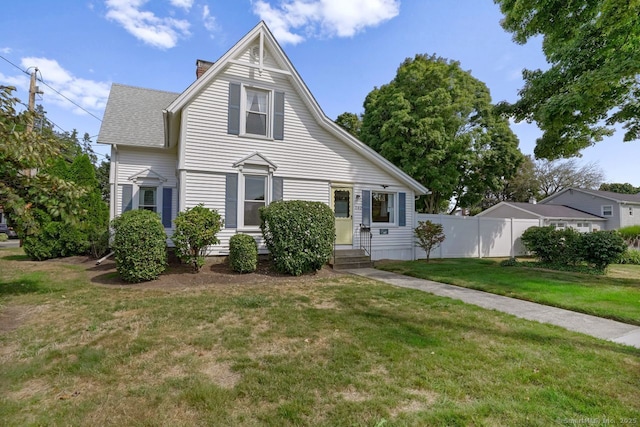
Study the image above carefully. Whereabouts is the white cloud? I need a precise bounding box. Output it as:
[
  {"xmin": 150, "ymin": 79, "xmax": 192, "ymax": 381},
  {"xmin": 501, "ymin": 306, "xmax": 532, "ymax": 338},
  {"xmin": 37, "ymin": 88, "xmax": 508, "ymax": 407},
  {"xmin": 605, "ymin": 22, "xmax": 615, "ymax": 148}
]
[
  {"xmin": 17, "ymin": 57, "xmax": 111, "ymax": 115},
  {"xmin": 202, "ymin": 5, "xmax": 217, "ymax": 33},
  {"xmin": 105, "ymin": 0, "xmax": 191, "ymax": 49},
  {"xmin": 170, "ymin": 0, "xmax": 194, "ymax": 10},
  {"xmin": 252, "ymin": 0, "xmax": 400, "ymax": 45},
  {"xmin": 1, "ymin": 47, "xmax": 12, "ymax": 54}
]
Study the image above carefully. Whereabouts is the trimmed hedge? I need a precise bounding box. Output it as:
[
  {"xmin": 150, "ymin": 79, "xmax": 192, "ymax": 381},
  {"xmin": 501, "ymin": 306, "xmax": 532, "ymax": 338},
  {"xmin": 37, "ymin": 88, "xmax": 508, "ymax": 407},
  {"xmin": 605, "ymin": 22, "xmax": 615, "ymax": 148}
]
[
  {"xmin": 0, "ymin": 233, "xmax": 7, "ymax": 242},
  {"xmin": 111, "ymin": 209, "xmax": 167, "ymax": 283},
  {"xmin": 260, "ymin": 200, "xmax": 334, "ymax": 276},
  {"xmin": 229, "ymin": 233, "xmax": 258, "ymax": 273}
]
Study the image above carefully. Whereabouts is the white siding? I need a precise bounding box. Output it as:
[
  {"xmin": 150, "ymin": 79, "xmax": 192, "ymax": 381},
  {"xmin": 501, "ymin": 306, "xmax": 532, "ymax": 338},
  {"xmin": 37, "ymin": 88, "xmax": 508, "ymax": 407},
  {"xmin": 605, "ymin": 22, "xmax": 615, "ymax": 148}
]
[
  {"xmin": 176, "ymin": 55, "xmax": 417, "ymax": 260},
  {"xmin": 112, "ymin": 146, "xmax": 178, "ymax": 234},
  {"xmin": 181, "ymin": 72, "xmax": 404, "ymax": 187}
]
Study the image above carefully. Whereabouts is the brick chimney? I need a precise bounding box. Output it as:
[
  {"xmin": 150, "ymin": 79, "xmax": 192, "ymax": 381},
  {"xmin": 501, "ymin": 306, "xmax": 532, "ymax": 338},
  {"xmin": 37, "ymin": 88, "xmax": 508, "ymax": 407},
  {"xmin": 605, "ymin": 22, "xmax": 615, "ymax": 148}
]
[{"xmin": 196, "ymin": 59, "xmax": 214, "ymax": 79}]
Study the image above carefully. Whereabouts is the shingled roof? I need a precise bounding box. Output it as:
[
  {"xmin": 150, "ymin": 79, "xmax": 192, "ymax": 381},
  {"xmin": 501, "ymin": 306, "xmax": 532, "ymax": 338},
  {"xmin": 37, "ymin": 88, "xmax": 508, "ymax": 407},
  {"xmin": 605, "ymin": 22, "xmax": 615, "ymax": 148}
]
[
  {"xmin": 97, "ymin": 83, "xmax": 179, "ymax": 148},
  {"xmin": 505, "ymin": 202, "xmax": 604, "ymax": 219}
]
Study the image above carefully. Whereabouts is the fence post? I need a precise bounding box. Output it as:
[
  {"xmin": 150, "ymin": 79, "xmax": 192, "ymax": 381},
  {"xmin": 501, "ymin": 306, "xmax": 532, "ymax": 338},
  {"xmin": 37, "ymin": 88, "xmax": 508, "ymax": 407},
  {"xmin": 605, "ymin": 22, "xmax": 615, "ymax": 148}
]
[{"xmin": 477, "ymin": 216, "xmax": 481, "ymax": 258}]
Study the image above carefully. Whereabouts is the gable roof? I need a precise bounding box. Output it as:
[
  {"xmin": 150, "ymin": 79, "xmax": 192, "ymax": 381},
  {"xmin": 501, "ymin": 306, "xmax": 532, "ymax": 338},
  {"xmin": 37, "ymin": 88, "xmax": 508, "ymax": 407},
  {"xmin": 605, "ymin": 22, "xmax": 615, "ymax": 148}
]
[
  {"xmin": 98, "ymin": 83, "xmax": 179, "ymax": 148},
  {"xmin": 163, "ymin": 21, "xmax": 428, "ymax": 195},
  {"xmin": 479, "ymin": 201, "xmax": 605, "ymax": 220},
  {"xmin": 541, "ymin": 188, "xmax": 640, "ymax": 205}
]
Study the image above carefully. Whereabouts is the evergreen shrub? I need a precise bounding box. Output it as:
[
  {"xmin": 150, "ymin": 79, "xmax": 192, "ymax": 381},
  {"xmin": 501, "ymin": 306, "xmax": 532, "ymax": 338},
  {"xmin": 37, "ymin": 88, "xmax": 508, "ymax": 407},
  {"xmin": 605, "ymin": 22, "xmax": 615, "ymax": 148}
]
[
  {"xmin": 111, "ymin": 209, "xmax": 167, "ymax": 283},
  {"xmin": 229, "ymin": 233, "xmax": 258, "ymax": 273},
  {"xmin": 260, "ymin": 200, "xmax": 334, "ymax": 276}
]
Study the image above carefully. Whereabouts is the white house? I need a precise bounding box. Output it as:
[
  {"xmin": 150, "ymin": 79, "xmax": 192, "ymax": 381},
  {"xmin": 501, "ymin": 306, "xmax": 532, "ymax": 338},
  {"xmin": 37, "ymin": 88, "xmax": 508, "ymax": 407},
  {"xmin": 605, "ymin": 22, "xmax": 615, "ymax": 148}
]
[{"xmin": 98, "ymin": 22, "xmax": 428, "ymax": 261}]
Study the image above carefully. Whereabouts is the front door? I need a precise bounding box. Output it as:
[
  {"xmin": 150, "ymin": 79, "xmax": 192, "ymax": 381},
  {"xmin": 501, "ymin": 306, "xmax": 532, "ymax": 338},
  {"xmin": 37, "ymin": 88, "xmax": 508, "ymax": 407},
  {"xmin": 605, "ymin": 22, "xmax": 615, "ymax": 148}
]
[{"xmin": 332, "ymin": 187, "xmax": 353, "ymax": 245}]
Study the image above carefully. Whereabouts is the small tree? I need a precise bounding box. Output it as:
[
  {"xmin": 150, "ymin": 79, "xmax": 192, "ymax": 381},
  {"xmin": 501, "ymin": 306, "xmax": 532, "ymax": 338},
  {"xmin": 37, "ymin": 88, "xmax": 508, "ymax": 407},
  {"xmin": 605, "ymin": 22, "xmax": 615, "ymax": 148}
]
[
  {"xmin": 579, "ymin": 231, "xmax": 627, "ymax": 271},
  {"xmin": 414, "ymin": 220, "xmax": 446, "ymax": 262},
  {"xmin": 172, "ymin": 204, "xmax": 223, "ymax": 272}
]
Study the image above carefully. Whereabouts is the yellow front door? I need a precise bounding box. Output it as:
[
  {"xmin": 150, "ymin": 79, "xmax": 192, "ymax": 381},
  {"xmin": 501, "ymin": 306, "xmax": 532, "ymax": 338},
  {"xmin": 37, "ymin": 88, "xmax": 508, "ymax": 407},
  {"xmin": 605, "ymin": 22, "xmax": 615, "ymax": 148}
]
[{"xmin": 332, "ymin": 187, "xmax": 353, "ymax": 245}]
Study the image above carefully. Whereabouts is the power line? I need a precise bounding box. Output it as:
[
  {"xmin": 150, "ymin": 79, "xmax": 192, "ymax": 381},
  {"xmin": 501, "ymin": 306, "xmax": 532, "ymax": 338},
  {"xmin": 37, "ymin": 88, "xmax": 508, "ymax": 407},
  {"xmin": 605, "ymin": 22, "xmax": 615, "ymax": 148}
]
[{"xmin": 0, "ymin": 54, "xmax": 103, "ymax": 122}]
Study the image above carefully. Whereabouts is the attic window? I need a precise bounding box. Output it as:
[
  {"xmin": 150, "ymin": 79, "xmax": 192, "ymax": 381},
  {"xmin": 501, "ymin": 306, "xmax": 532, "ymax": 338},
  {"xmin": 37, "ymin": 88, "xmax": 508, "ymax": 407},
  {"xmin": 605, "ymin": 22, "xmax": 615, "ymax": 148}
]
[{"xmin": 245, "ymin": 88, "xmax": 269, "ymax": 136}]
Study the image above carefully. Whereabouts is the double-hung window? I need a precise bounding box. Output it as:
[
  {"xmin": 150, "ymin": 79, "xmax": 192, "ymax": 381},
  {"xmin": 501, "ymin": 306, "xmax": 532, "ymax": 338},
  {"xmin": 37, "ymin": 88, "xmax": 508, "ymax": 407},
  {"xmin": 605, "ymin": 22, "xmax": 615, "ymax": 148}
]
[
  {"xmin": 227, "ymin": 83, "xmax": 285, "ymax": 140},
  {"xmin": 243, "ymin": 175, "xmax": 267, "ymax": 226},
  {"xmin": 602, "ymin": 205, "xmax": 613, "ymax": 216},
  {"xmin": 138, "ymin": 187, "xmax": 157, "ymax": 212},
  {"xmin": 372, "ymin": 192, "xmax": 395, "ymax": 224},
  {"xmin": 245, "ymin": 88, "xmax": 269, "ymax": 137}
]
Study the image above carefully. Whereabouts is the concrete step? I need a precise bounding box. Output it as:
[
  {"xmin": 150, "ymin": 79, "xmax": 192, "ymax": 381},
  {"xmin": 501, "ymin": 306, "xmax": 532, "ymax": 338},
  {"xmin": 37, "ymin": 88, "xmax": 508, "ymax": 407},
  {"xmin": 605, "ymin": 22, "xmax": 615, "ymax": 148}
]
[{"xmin": 331, "ymin": 249, "xmax": 372, "ymax": 269}]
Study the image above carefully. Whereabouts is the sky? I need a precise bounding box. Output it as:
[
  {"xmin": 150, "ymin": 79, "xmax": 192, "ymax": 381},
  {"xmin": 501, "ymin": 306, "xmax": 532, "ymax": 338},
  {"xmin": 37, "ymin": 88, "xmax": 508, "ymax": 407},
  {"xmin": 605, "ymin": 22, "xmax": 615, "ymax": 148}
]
[{"xmin": 1, "ymin": 0, "xmax": 639, "ymax": 186}]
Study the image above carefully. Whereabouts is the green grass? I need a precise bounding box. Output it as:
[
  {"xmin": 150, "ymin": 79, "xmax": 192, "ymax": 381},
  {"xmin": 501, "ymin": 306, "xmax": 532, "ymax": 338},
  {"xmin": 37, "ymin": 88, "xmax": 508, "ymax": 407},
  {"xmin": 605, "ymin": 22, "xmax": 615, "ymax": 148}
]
[
  {"xmin": 377, "ymin": 258, "xmax": 640, "ymax": 326},
  {"xmin": 1, "ymin": 249, "xmax": 639, "ymax": 426}
]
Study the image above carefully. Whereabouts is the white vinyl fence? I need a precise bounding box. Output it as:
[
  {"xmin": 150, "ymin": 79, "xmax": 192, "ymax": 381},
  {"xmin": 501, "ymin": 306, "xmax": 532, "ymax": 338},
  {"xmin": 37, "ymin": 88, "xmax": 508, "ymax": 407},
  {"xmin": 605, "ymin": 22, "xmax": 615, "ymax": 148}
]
[{"xmin": 414, "ymin": 214, "xmax": 543, "ymax": 259}]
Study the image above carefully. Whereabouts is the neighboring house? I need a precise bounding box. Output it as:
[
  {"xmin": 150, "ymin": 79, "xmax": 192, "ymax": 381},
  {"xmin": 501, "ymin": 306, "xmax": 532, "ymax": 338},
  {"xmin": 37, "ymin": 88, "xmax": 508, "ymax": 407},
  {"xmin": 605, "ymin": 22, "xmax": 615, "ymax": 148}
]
[
  {"xmin": 98, "ymin": 22, "xmax": 428, "ymax": 261},
  {"xmin": 539, "ymin": 188, "xmax": 640, "ymax": 230},
  {"xmin": 477, "ymin": 201, "xmax": 606, "ymax": 232}
]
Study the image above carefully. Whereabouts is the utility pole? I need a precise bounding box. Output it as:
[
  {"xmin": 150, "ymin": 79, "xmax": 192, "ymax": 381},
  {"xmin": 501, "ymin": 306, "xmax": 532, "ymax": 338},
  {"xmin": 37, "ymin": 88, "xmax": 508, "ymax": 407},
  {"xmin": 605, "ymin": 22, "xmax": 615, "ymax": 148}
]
[{"xmin": 26, "ymin": 67, "xmax": 43, "ymax": 133}]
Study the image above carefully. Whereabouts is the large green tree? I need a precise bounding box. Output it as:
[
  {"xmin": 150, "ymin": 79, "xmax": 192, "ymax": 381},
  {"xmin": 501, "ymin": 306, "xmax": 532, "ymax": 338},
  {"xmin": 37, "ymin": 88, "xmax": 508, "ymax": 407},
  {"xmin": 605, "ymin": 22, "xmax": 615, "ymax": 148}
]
[
  {"xmin": 495, "ymin": 0, "xmax": 640, "ymax": 159},
  {"xmin": 0, "ymin": 86, "xmax": 85, "ymax": 236},
  {"xmin": 599, "ymin": 182, "xmax": 640, "ymax": 194},
  {"xmin": 360, "ymin": 54, "xmax": 523, "ymax": 213}
]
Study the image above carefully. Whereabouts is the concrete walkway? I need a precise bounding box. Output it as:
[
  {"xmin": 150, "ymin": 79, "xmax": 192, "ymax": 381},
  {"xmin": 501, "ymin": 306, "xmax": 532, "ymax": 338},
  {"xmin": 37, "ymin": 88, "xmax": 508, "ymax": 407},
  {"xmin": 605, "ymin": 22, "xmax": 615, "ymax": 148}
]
[{"xmin": 346, "ymin": 268, "xmax": 640, "ymax": 349}]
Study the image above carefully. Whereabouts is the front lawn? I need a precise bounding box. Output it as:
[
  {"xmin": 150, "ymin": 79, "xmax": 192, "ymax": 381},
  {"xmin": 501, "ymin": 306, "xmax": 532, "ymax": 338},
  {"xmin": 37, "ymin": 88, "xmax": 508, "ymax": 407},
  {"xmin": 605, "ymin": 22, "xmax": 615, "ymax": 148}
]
[
  {"xmin": 377, "ymin": 258, "xmax": 640, "ymax": 326},
  {"xmin": 1, "ymin": 248, "xmax": 638, "ymax": 426}
]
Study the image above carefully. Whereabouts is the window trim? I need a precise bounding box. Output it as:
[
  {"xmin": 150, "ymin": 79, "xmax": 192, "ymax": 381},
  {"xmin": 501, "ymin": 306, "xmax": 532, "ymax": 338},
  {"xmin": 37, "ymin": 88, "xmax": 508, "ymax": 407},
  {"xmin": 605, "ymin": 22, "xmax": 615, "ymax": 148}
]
[
  {"xmin": 237, "ymin": 170, "xmax": 272, "ymax": 230},
  {"xmin": 602, "ymin": 205, "xmax": 613, "ymax": 217}
]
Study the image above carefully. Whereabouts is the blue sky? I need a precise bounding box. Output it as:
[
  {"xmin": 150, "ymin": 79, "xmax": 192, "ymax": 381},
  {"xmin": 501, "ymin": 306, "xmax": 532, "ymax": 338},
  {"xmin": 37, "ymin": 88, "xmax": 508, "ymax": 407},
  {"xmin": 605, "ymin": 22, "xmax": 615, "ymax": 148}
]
[{"xmin": 2, "ymin": 0, "xmax": 638, "ymax": 186}]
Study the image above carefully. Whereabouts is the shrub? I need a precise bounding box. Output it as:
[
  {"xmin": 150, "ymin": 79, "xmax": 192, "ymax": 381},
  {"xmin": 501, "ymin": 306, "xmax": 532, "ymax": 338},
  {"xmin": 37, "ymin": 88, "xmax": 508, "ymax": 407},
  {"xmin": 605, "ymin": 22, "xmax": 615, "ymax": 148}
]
[
  {"xmin": 618, "ymin": 225, "xmax": 640, "ymax": 248},
  {"xmin": 111, "ymin": 209, "xmax": 167, "ymax": 283},
  {"xmin": 172, "ymin": 204, "xmax": 223, "ymax": 272},
  {"xmin": 0, "ymin": 233, "xmax": 7, "ymax": 242},
  {"xmin": 260, "ymin": 200, "xmax": 334, "ymax": 276},
  {"xmin": 617, "ymin": 249, "xmax": 640, "ymax": 265},
  {"xmin": 500, "ymin": 257, "xmax": 519, "ymax": 267},
  {"xmin": 579, "ymin": 230, "xmax": 627, "ymax": 270},
  {"xmin": 414, "ymin": 220, "xmax": 445, "ymax": 262},
  {"xmin": 521, "ymin": 226, "xmax": 581, "ymax": 265},
  {"xmin": 23, "ymin": 218, "xmax": 88, "ymax": 261},
  {"xmin": 229, "ymin": 233, "xmax": 258, "ymax": 273}
]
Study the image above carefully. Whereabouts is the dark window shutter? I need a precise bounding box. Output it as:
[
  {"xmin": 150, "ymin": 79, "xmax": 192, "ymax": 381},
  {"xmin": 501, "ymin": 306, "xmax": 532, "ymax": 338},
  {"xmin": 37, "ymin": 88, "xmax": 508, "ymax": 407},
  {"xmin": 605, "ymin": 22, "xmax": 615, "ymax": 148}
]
[
  {"xmin": 362, "ymin": 190, "xmax": 370, "ymax": 227},
  {"xmin": 225, "ymin": 173, "xmax": 238, "ymax": 228},
  {"xmin": 162, "ymin": 188, "xmax": 173, "ymax": 228},
  {"xmin": 122, "ymin": 184, "xmax": 133, "ymax": 212},
  {"xmin": 398, "ymin": 192, "xmax": 406, "ymax": 226},
  {"xmin": 272, "ymin": 177, "xmax": 283, "ymax": 201},
  {"xmin": 228, "ymin": 83, "xmax": 241, "ymax": 135},
  {"xmin": 273, "ymin": 91, "xmax": 285, "ymax": 140}
]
